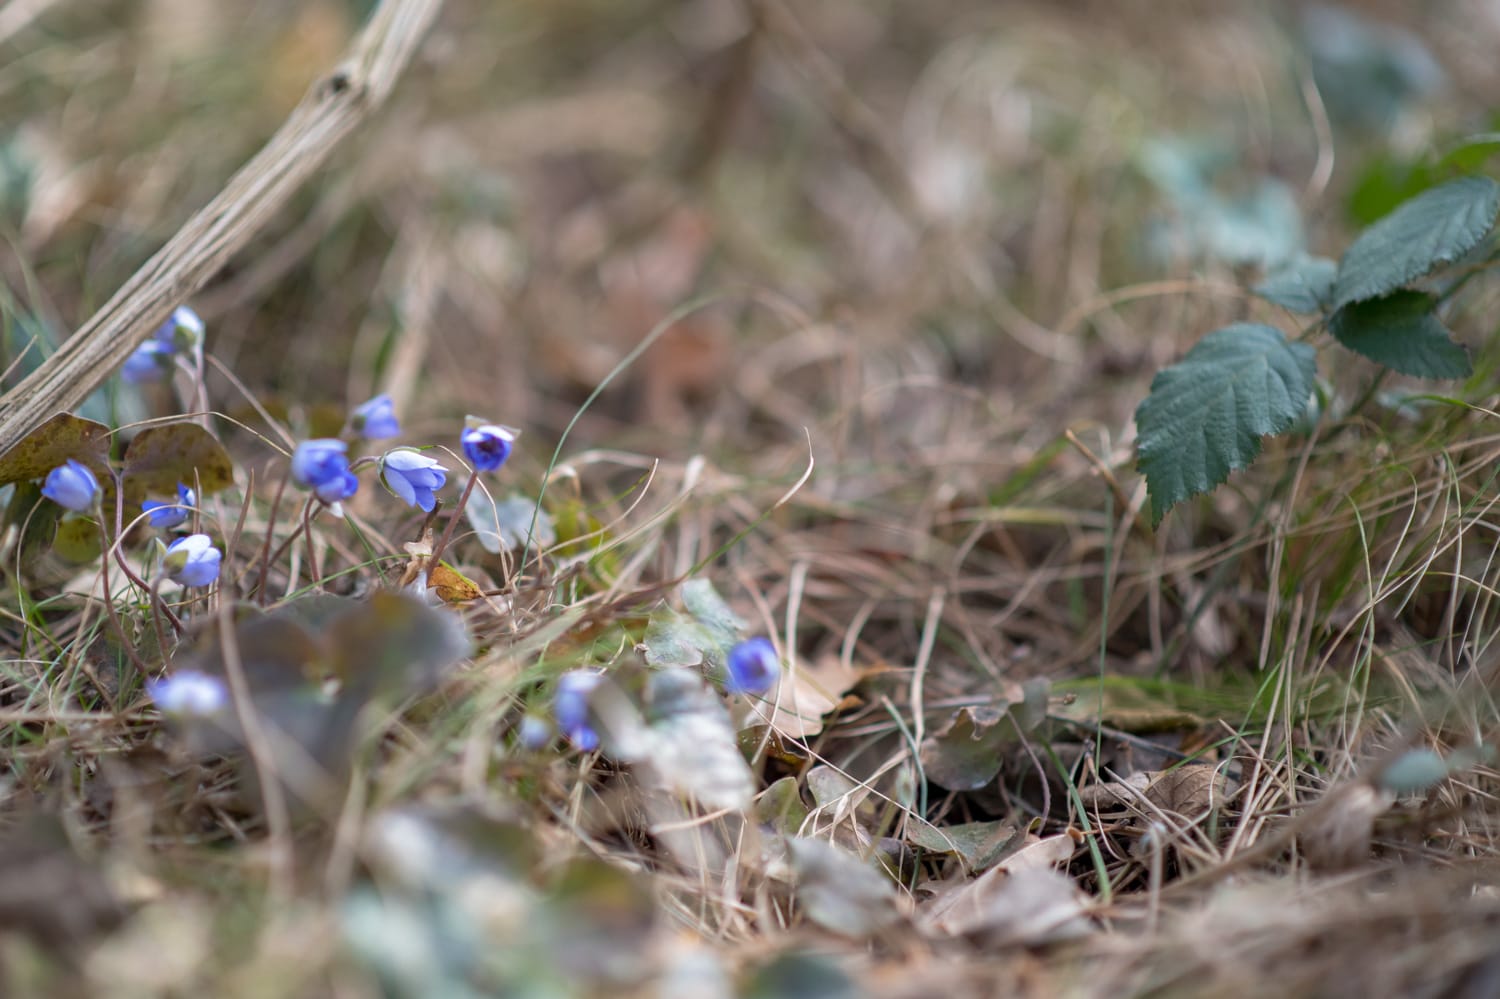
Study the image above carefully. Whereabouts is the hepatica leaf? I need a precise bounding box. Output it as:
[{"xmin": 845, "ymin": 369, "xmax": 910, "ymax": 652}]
[
  {"xmin": 1328, "ymin": 291, "xmax": 1472, "ymax": 379},
  {"xmin": 1135, "ymin": 324, "xmax": 1316, "ymax": 525},
  {"xmin": 0, "ymin": 412, "xmax": 111, "ymax": 488},
  {"xmin": 464, "ymin": 490, "xmax": 556, "ymax": 554},
  {"xmin": 121, "ymin": 423, "xmax": 234, "ymax": 506},
  {"xmin": 640, "ymin": 580, "xmax": 746, "ymax": 679},
  {"xmin": 1332, "ymin": 175, "xmax": 1500, "ymax": 309}
]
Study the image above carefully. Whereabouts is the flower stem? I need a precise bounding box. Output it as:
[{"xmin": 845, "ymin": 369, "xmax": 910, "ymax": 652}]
[{"xmin": 429, "ymin": 468, "xmax": 479, "ymax": 568}]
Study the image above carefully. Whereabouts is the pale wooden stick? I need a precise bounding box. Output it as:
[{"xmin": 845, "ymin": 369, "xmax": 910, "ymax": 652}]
[{"xmin": 0, "ymin": 0, "xmax": 446, "ymax": 457}]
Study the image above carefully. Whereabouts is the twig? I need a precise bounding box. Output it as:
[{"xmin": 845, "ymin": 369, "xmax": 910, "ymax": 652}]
[{"xmin": 0, "ymin": 0, "xmax": 447, "ymax": 457}]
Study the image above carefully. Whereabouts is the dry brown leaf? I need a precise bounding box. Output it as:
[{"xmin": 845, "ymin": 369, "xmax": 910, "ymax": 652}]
[
  {"xmin": 919, "ymin": 831, "xmax": 1078, "ymax": 936},
  {"xmin": 1079, "ymin": 764, "xmax": 1230, "ymax": 816},
  {"xmin": 751, "ymin": 654, "xmax": 863, "ymax": 742},
  {"xmin": 429, "ymin": 562, "xmax": 482, "ymax": 604},
  {"xmin": 1301, "ymin": 784, "xmax": 1394, "ymax": 872}
]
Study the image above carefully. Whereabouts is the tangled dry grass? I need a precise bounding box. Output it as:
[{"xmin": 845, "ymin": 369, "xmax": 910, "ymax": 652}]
[{"xmin": 3, "ymin": 0, "xmax": 1500, "ymax": 995}]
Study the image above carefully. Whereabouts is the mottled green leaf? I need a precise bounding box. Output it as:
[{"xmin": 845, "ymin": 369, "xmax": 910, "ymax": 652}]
[
  {"xmin": 0, "ymin": 412, "xmax": 110, "ymax": 488},
  {"xmin": 120, "ymin": 423, "xmax": 234, "ymax": 505}
]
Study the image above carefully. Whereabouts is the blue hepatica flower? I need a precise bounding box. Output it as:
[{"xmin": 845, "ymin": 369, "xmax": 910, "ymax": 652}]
[
  {"xmin": 460, "ymin": 420, "xmax": 517, "ymax": 472},
  {"xmin": 41, "ymin": 459, "xmax": 100, "ymax": 512},
  {"xmin": 121, "ymin": 339, "xmax": 175, "ymax": 383},
  {"xmin": 726, "ymin": 637, "xmax": 782, "ymax": 695},
  {"xmin": 162, "ymin": 533, "xmax": 222, "ymax": 587},
  {"xmin": 147, "ymin": 669, "xmax": 227, "ymax": 717},
  {"xmin": 350, "ymin": 394, "xmax": 400, "ymax": 440},
  {"xmin": 291, "ymin": 439, "xmax": 351, "ymax": 489},
  {"xmin": 314, "ymin": 467, "xmax": 359, "ymax": 505},
  {"xmin": 517, "ymin": 715, "xmax": 553, "ymax": 751},
  {"xmin": 554, "ymin": 670, "xmax": 602, "ymax": 751},
  {"xmin": 142, "ymin": 483, "xmax": 195, "ymax": 530},
  {"xmin": 157, "ymin": 305, "xmax": 205, "ymax": 353},
  {"xmin": 381, "ymin": 448, "xmax": 447, "ymax": 512}
]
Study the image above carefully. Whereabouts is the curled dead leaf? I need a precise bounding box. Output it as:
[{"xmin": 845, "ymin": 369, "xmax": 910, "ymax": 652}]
[
  {"xmin": 748, "ymin": 654, "xmax": 863, "ymax": 743},
  {"xmin": 1079, "ymin": 763, "xmax": 1231, "ymax": 816}
]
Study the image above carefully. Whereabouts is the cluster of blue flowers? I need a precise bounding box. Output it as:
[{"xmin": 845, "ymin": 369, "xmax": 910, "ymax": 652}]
[{"xmin": 288, "ymin": 411, "xmax": 517, "ymax": 514}]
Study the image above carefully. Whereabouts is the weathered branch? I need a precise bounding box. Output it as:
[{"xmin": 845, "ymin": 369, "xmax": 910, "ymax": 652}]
[{"xmin": 0, "ymin": 0, "xmax": 445, "ymax": 457}]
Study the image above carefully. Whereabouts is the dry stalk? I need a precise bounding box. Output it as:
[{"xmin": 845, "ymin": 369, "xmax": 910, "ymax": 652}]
[{"xmin": 0, "ymin": 0, "xmax": 446, "ymax": 456}]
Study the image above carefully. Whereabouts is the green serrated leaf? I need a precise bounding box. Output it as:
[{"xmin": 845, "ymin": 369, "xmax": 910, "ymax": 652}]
[
  {"xmin": 1135, "ymin": 324, "xmax": 1317, "ymax": 525},
  {"xmin": 1253, "ymin": 254, "xmax": 1337, "ymax": 313},
  {"xmin": 1328, "ymin": 291, "xmax": 1472, "ymax": 379},
  {"xmin": 1333, "ymin": 176, "xmax": 1500, "ymax": 309}
]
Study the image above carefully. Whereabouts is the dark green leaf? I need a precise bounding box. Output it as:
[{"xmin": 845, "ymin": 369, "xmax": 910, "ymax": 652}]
[
  {"xmin": 742, "ymin": 953, "xmax": 858, "ymax": 999},
  {"xmin": 1135, "ymin": 324, "xmax": 1316, "ymax": 524},
  {"xmin": 1333, "ymin": 176, "xmax": 1500, "ymax": 309},
  {"xmin": 1328, "ymin": 291, "xmax": 1472, "ymax": 378},
  {"xmin": 1253, "ymin": 255, "xmax": 1337, "ymax": 313},
  {"xmin": 755, "ymin": 776, "xmax": 810, "ymax": 835},
  {"xmin": 918, "ymin": 704, "xmax": 1022, "ymax": 791},
  {"xmin": 907, "ymin": 820, "xmax": 1023, "ymax": 871}
]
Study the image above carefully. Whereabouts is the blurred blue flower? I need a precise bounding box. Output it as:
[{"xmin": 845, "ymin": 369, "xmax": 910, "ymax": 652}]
[
  {"xmin": 147, "ymin": 669, "xmax": 227, "ymax": 716},
  {"xmin": 555, "ymin": 671, "xmax": 602, "ymax": 751},
  {"xmin": 156, "ymin": 305, "xmax": 205, "ymax": 353},
  {"xmin": 291, "ymin": 439, "xmax": 351, "ymax": 491},
  {"xmin": 314, "ymin": 467, "xmax": 359, "ymax": 505},
  {"xmin": 121, "ymin": 340, "xmax": 174, "ymax": 383},
  {"xmin": 350, "ymin": 394, "xmax": 400, "ymax": 439},
  {"xmin": 41, "ymin": 459, "xmax": 100, "ymax": 512},
  {"xmin": 518, "ymin": 715, "xmax": 553, "ymax": 750},
  {"xmin": 460, "ymin": 421, "xmax": 516, "ymax": 472},
  {"xmin": 163, "ymin": 533, "xmax": 221, "ymax": 587},
  {"xmin": 142, "ymin": 483, "xmax": 195, "ymax": 529},
  {"xmin": 726, "ymin": 637, "xmax": 781, "ymax": 695},
  {"xmin": 381, "ymin": 448, "xmax": 447, "ymax": 512}
]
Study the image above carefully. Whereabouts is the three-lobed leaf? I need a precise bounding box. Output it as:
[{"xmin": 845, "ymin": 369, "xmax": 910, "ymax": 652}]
[
  {"xmin": 1135, "ymin": 324, "xmax": 1316, "ymax": 525},
  {"xmin": 1333, "ymin": 175, "xmax": 1500, "ymax": 309},
  {"xmin": 1328, "ymin": 291, "xmax": 1472, "ymax": 379}
]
